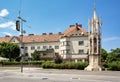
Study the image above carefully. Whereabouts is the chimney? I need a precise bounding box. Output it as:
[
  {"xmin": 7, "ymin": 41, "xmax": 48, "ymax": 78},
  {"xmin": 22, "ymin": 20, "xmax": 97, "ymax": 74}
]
[
  {"xmin": 42, "ymin": 33, "xmax": 47, "ymax": 35},
  {"xmin": 70, "ymin": 25, "xmax": 75, "ymax": 27},
  {"xmin": 58, "ymin": 32, "xmax": 62, "ymax": 35},
  {"xmin": 49, "ymin": 33, "xmax": 53, "ymax": 35},
  {"xmin": 76, "ymin": 23, "xmax": 82, "ymax": 27},
  {"xmin": 76, "ymin": 23, "xmax": 78, "ymax": 26},
  {"xmin": 78, "ymin": 24, "xmax": 82, "ymax": 27},
  {"xmin": 29, "ymin": 34, "xmax": 34, "ymax": 36},
  {"xmin": 76, "ymin": 23, "xmax": 79, "ymax": 30},
  {"xmin": 5, "ymin": 35, "xmax": 10, "ymax": 37}
]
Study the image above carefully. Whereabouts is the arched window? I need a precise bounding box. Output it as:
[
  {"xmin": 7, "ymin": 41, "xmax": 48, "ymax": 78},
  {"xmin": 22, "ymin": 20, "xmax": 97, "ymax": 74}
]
[
  {"xmin": 94, "ymin": 37, "xmax": 97, "ymax": 53},
  {"xmin": 94, "ymin": 37, "xmax": 97, "ymax": 44}
]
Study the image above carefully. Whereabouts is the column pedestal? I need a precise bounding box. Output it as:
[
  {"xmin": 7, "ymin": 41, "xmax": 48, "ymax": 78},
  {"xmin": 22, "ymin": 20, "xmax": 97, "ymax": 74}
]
[{"xmin": 85, "ymin": 55, "xmax": 102, "ymax": 71}]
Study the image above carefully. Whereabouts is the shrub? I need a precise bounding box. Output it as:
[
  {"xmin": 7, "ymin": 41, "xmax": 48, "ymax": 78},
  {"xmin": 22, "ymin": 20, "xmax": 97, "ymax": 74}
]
[
  {"xmin": 30, "ymin": 61, "xmax": 43, "ymax": 65},
  {"xmin": 108, "ymin": 62, "xmax": 120, "ymax": 71},
  {"xmin": 42, "ymin": 62, "xmax": 88, "ymax": 70},
  {"xmin": 76, "ymin": 62, "xmax": 88, "ymax": 70},
  {"xmin": 41, "ymin": 61, "xmax": 54, "ymax": 68}
]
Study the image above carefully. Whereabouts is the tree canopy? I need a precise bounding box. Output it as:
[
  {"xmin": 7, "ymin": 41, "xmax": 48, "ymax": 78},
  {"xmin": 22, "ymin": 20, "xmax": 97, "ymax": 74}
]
[
  {"xmin": 101, "ymin": 48, "xmax": 108, "ymax": 62},
  {"xmin": 0, "ymin": 42, "xmax": 20, "ymax": 61},
  {"xmin": 107, "ymin": 48, "xmax": 120, "ymax": 63},
  {"xmin": 31, "ymin": 50, "xmax": 41, "ymax": 61},
  {"xmin": 101, "ymin": 48, "xmax": 120, "ymax": 63}
]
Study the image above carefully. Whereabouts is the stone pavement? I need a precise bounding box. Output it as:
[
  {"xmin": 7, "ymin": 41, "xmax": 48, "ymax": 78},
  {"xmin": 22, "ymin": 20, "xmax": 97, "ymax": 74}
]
[{"xmin": 0, "ymin": 67, "xmax": 120, "ymax": 82}]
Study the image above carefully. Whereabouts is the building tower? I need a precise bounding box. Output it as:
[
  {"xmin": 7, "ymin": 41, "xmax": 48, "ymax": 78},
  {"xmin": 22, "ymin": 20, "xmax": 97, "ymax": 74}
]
[{"xmin": 85, "ymin": 5, "xmax": 102, "ymax": 71}]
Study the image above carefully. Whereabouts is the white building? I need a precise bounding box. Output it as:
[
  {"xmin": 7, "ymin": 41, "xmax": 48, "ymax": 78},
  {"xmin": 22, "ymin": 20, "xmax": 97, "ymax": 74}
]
[{"xmin": 0, "ymin": 23, "xmax": 89, "ymax": 62}]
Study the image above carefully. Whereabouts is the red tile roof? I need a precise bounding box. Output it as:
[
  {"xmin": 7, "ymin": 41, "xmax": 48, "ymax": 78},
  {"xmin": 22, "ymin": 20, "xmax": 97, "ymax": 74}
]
[
  {"xmin": 0, "ymin": 36, "xmax": 12, "ymax": 43},
  {"xmin": 63, "ymin": 24, "xmax": 88, "ymax": 36},
  {"xmin": 0, "ymin": 34, "xmax": 60, "ymax": 43},
  {"xmin": 0, "ymin": 23, "xmax": 87, "ymax": 43},
  {"xmin": 20, "ymin": 34, "xmax": 60, "ymax": 43}
]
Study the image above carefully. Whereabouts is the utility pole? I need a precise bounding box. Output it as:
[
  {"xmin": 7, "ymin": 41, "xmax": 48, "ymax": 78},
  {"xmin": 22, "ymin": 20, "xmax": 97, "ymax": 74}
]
[{"xmin": 16, "ymin": 15, "xmax": 26, "ymax": 73}]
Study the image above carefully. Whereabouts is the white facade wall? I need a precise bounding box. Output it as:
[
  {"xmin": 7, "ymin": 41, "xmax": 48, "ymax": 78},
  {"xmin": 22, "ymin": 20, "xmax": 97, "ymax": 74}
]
[
  {"xmin": 24, "ymin": 42, "xmax": 60, "ymax": 57},
  {"xmin": 59, "ymin": 36, "xmax": 88, "ymax": 60},
  {"xmin": 10, "ymin": 37, "xmax": 20, "ymax": 43},
  {"xmin": 59, "ymin": 37, "xmax": 70, "ymax": 55},
  {"xmin": 70, "ymin": 36, "xmax": 88, "ymax": 54},
  {"xmin": 70, "ymin": 36, "xmax": 88, "ymax": 60},
  {"xmin": 9, "ymin": 35, "xmax": 89, "ymax": 61}
]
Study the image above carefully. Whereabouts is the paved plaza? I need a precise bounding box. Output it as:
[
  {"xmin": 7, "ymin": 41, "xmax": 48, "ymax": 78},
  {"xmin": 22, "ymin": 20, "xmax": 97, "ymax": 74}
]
[{"xmin": 0, "ymin": 67, "xmax": 120, "ymax": 82}]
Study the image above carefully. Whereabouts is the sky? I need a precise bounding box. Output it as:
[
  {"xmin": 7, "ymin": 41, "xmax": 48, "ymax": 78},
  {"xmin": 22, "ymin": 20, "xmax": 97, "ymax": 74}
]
[{"xmin": 0, "ymin": 0, "xmax": 120, "ymax": 52}]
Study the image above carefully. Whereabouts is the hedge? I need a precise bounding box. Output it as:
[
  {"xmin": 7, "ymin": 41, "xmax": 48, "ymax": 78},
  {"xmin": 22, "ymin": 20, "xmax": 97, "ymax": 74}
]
[
  {"xmin": 42, "ymin": 61, "xmax": 88, "ymax": 70},
  {"xmin": 0, "ymin": 61, "xmax": 44, "ymax": 66}
]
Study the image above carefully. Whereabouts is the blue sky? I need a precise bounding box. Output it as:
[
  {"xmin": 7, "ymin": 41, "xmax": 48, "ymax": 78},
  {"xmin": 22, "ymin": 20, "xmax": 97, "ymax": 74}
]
[{"xmin": 0, "ymin": 0, "xmax": 120, "ymax": 52}]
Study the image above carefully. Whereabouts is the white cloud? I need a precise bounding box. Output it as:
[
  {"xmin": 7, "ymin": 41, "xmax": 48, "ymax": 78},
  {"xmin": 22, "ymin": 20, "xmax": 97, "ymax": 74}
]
[
  {"xmin": 0, "ymin": 9, "xmax": 9, "ymax": 17},
  {"xmin": 0, "ymin": 9, "xmax": 16, "ymax": 30},
  {"xmin": 0, "ymin": 21, "xmax": 16, "ymax": 30},
  {"xmin": 103, "ymin": 37, "xmax": 120, "ymax": 42},
  {"xmin": 1, "ymin": 32, "xmax": 12, "ymax": 36}
]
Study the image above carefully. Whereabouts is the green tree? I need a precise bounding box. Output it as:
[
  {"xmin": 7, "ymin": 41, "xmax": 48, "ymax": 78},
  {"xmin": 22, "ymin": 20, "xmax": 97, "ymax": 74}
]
[
  {"xmin": 106, "ymin": 48, "xmax": 120, "ymax": 63},
  {"xmin": 31, "ymin": 50, "xmax": 41, "ymax": 61},
  {"xmin": 54, "ymin": 54, "xmax": 63, "ymax": 64},
  {"xmin": 101, "ymin": 48, "xmax": 108, "ymax": 62},
  {"xmin": 0, "ymin": 42, "xmax": 20, "ymax": 61}
]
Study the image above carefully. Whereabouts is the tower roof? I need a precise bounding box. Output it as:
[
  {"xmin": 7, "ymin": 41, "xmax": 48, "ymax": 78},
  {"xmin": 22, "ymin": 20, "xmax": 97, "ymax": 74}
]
[{"xmin": 93, "ymin": 4, "xmax": 98, "ymax": 20}]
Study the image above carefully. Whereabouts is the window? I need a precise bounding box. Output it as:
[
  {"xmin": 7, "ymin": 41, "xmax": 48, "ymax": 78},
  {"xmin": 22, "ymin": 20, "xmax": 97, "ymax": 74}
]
[
  {"xmin": 31, "ymin": 46, "xmax": 35, "ymax": 50},
  {"xmin": 94, "ymin": 38, "xmax": 97, "ymax": 44},
  {"xmin": 25, "ymin": 47, "xmax": 28, "ymax": 50},
  {"xmin": 61, "ymin": 50, "xmax": 65, "ymax": 54},
  {"xmin": 55, "ymin": 46, "xmax": 59, "ymax": 49},
  {"xmin": 25, "ymin": 53, "xmax": 28, "ymax": 56},
  {"xmin": 62, "ymin": 41, "xmax": 70, "ymax": 46},
  {"xmin": 66, "ymin": 49, "xmax": 70, "ymax": 54},
  {"xmin": 63, "ymin": 42, "xmax": 65, "ymax": 46},
  {"xmin": 37, "ymin": 46, "xmax": 40, "ymax": 49},
  {"xmin": 49, "ymin": 46, "xmax": 52, "ymax": 49},
  {"xmin": 61, "ymin": 50, "xmax": 70, "ymax": 54},
  {"xmin": 66, "ymin": 41, "xmax": 70, "ymax": 46},
  {"xmin": 78, "ymin": 41, "xmax": 84, "ymax": 45},
  {"xmin": 13, "ymin": 39, "xmax": 15, "ymax": 42},
  {"xmin": 94, "ymin": 47, "xmax": 97, "ymax": 53},
  {"xmin": 43, "ymin": 46, "xmax": 46, "ymax": 49},
  {"xmin": 79, "ymin": 50, "xmax": 84, "ymax": 54}
]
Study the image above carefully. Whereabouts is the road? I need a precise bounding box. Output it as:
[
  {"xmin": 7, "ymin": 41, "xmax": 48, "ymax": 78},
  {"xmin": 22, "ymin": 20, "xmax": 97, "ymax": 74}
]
[{"xmin": 0, "ymin": 67, "xmax": 120, "ymax": 82}]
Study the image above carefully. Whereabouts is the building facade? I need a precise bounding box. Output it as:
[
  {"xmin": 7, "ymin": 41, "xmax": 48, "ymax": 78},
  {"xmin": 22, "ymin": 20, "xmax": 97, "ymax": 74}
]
[{"xmin": 0, "ymin": 23, "xmax": 89, "ymax": 62}]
